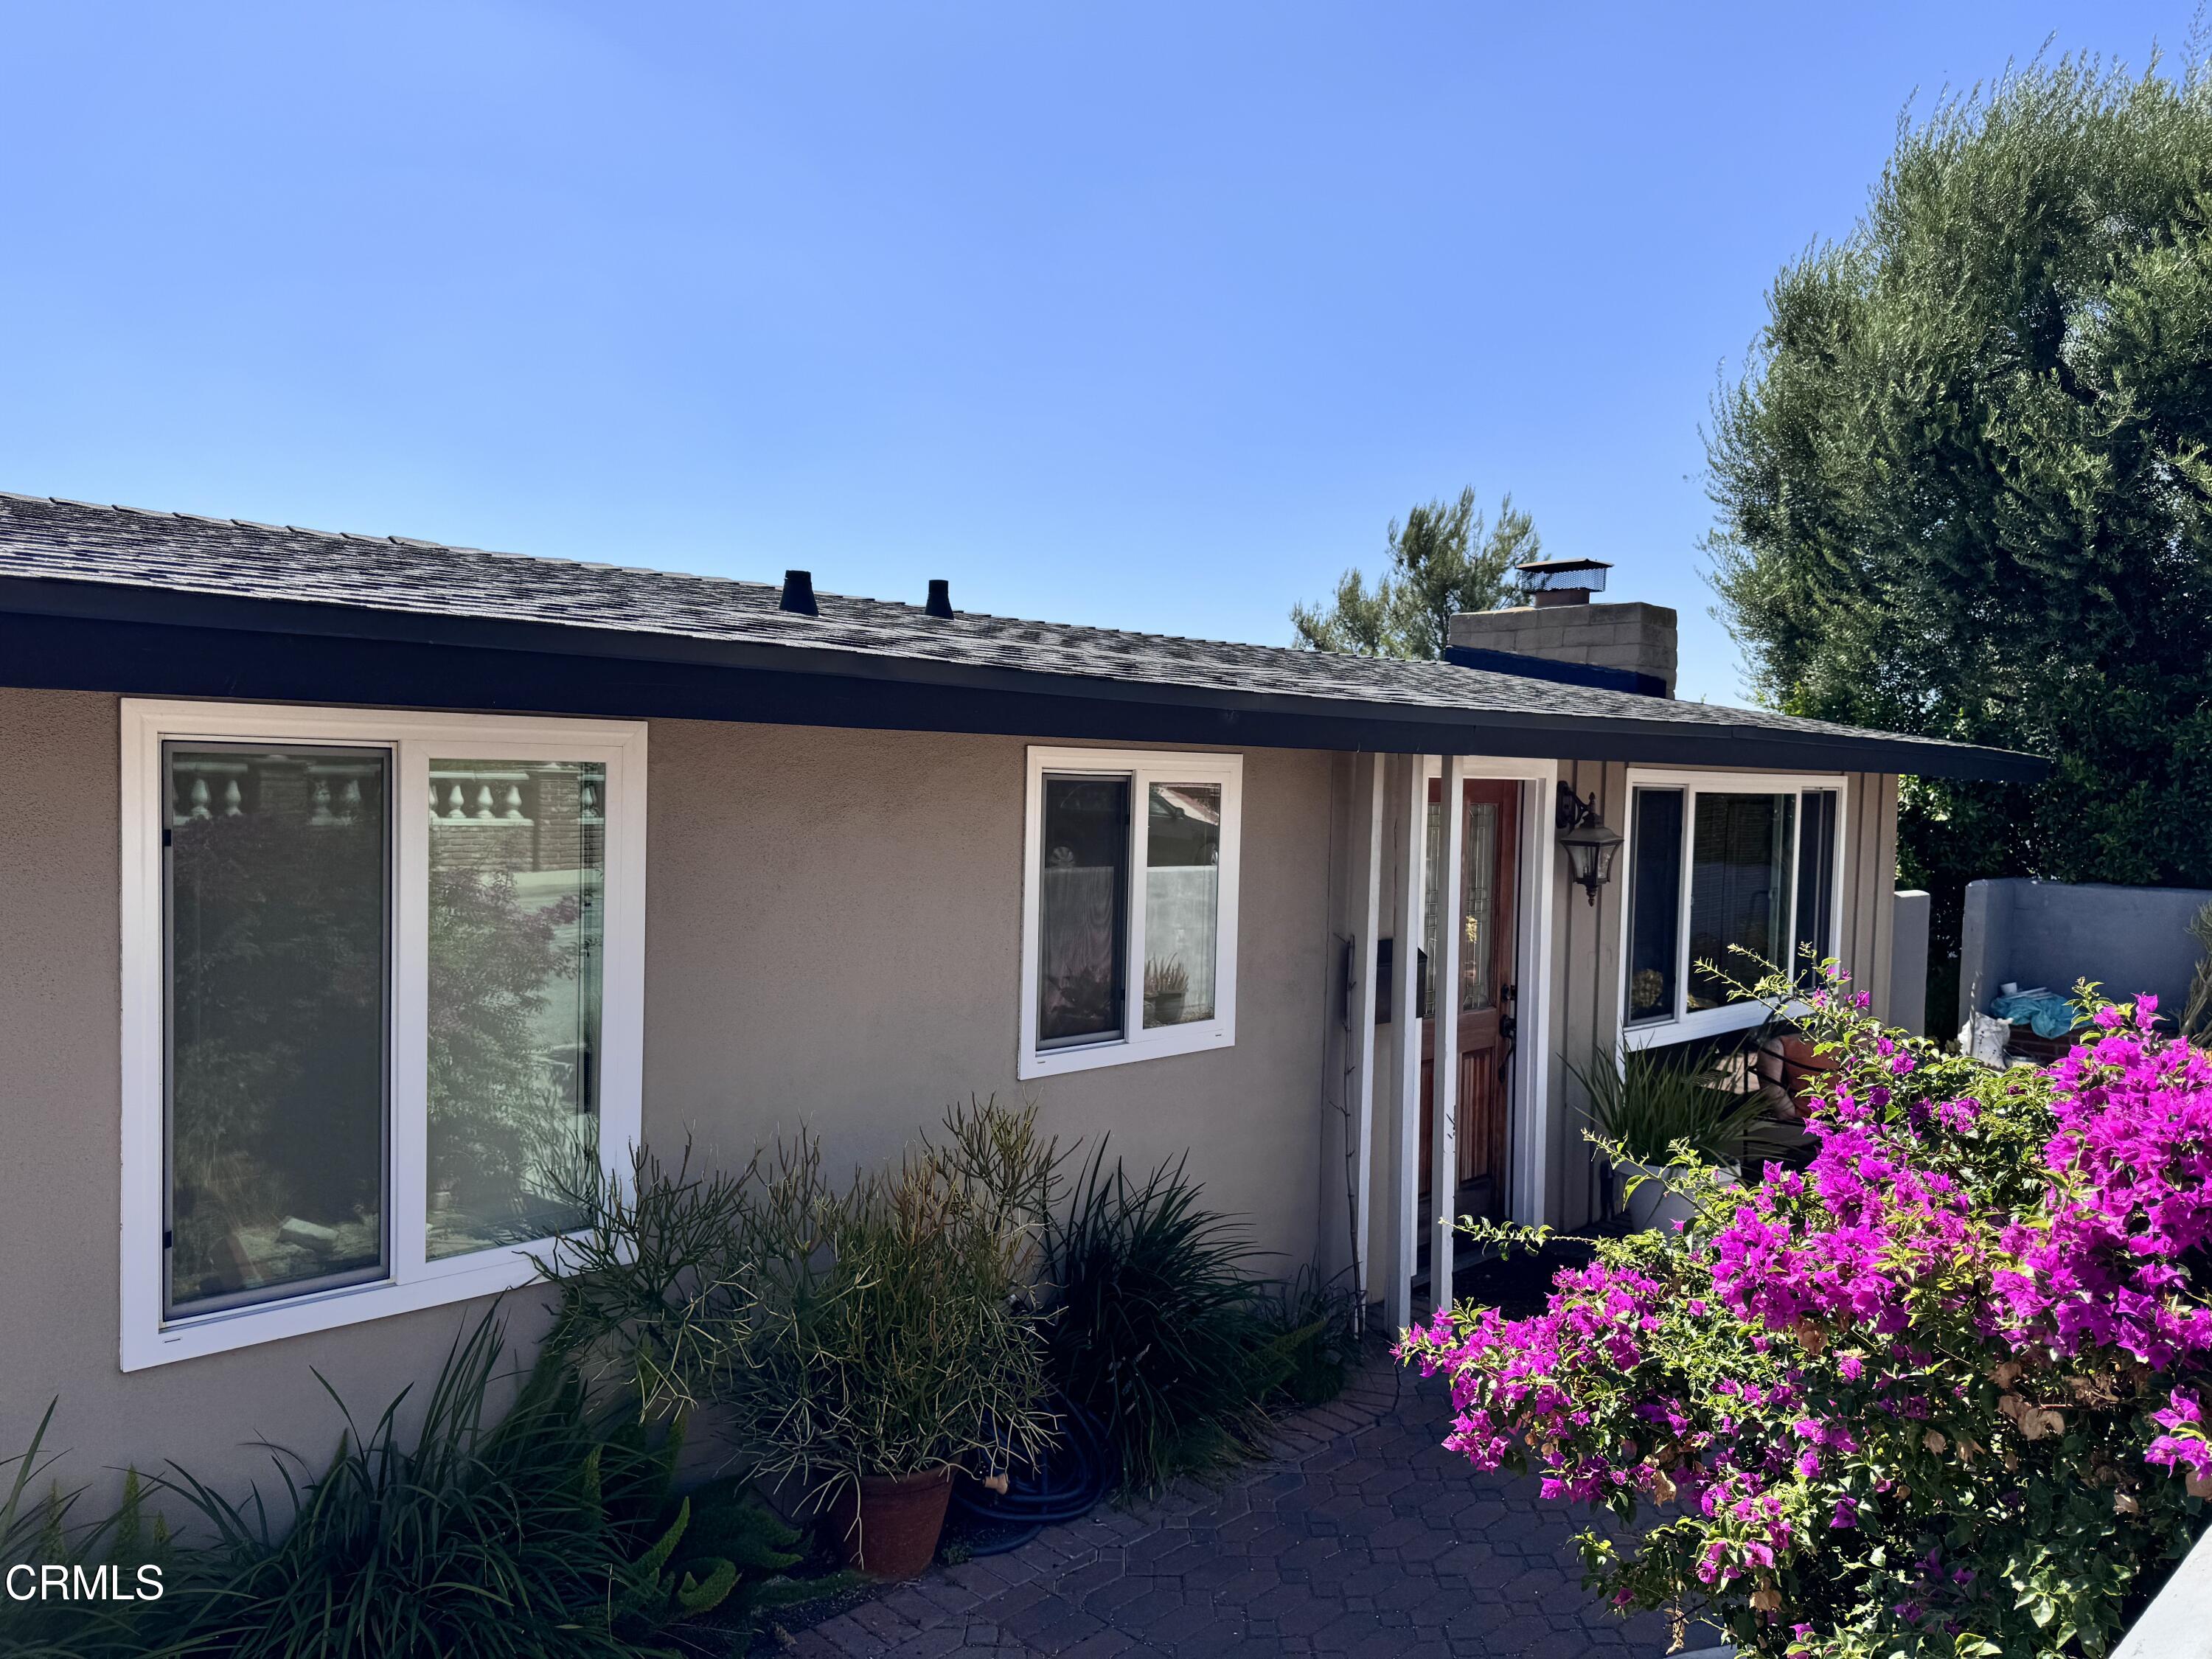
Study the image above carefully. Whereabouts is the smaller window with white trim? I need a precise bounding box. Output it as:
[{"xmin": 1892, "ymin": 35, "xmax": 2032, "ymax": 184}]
[
  {"xmin": 1622, "ymin": 774, "xmax": 1845, "ymax": 1043},
  {"xmin": 1020, "ymin": 748, "xmax": 1242, "ymax": 1079}
]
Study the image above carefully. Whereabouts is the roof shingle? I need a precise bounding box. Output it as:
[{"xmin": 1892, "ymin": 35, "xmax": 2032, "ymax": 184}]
[{"xmin": 0, "ymin": 491, "xmax": 2034, "ymax": 777}]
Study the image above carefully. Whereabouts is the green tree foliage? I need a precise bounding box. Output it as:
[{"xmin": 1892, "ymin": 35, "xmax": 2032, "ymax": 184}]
[
  {"xmin": 1292, "ymin": 486, "xmax": 1540, "ymax": 658},
  {"xmin": 1706, "ymin": 54, "xmax": 2212, "ymax": 1009}
]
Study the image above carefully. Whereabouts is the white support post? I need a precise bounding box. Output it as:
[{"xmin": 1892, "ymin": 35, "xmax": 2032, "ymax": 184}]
[
  {"xmin": 1352, "ymin": 752, "xmax": 1385, "ymax": 1324},
  {"xmin": 1387, "ymin": 754, "xmax": 1430, "ymax": 1334},
  {"xmin": 1431, "ymin": 754, "xmax": 1467, "ymax": 1311}
]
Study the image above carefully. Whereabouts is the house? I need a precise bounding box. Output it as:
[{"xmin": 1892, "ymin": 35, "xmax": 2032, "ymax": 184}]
[{"xmin": 0, "ymin": 492, "xmax": 2040, "ymax": 1493}]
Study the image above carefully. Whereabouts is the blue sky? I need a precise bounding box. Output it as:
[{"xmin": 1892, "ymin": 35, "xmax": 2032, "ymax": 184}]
[{"xmin": 0, "ymin": 2, "xmax": 2190, "ymax": 703}]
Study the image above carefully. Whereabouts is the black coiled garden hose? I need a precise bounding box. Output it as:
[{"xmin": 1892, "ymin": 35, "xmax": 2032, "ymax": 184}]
[{"xmin": 947, "ymin": 1396, "xmax": 1117, "ymax": 1555}]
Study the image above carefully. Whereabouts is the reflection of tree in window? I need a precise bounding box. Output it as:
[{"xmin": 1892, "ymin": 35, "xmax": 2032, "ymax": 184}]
[
  {"xmin": 1037, "ymin": 777, "xmax": 1127, "ymax": 1045},
  {"xmin": 426, "ymin": 762, "xmax": 603, "ymax": 1259},
  {"xmin": 1686, "ymin": 793, "xmax": 1795, "ymax": 1011}
]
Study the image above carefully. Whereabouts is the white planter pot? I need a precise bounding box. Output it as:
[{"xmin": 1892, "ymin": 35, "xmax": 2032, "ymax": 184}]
[{"xmin": 1615, "ymin": 1161, "xmax": 1736, "ymax": 1233}]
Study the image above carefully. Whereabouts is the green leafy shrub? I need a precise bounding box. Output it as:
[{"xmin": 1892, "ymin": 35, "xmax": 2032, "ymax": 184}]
[
  {"xmin": 726, "ymin": 1100, "xmax": 1056, "ymax": 1503},
  {"xmin": 158, "ymin": 1312, "xmax": 815, "ymax": 1658},
  {"xmin": 1570, "ymin": 1047, "xmax": 1770, "ymax": 1167},
  {"xmin": 543, "ymin": 1142, "xmax": 757, "ymax": 1427},
  {"xmin": 1256, "ymin": 1266, "xmax": 1364, "ymax": 1411},
  {"xmin": 1043, "ymin": 1143, "xmax": 1287, "ymax": 1494},
  {"xmin": 548, "ymin": 1098, "xmax": 1058, "ymax": 1511},
  {"xmin": 0, "ymin": 1406, "xmax": 179, "ymax": 1659},
  {"xmin": 1, "ymin": 1315, "xmax": 831, "ymax": 1659}
]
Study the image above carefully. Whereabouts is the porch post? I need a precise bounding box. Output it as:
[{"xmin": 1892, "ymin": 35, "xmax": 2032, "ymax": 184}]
[
  {"xmin": 1352, "ymin": 751, "xmax": 1385, "ymax": 1324},
  {"xmin": 1431, "ymin": 753, "xmax": 1467, "ymax": 1310},
  {"xmin": 1387, "ymin": 752, "xmax": 1430, "ymax": 1333}
]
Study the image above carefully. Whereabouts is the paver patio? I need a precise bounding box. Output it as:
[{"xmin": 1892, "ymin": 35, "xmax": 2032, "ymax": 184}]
[{"xmin": 779, "ymin": 1355, "xmax": 1675, "ymax": 1658}]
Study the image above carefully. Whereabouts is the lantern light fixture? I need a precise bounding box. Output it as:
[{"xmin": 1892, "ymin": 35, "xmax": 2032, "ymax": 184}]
[{"xmin": 1555, "ymin": 782, "xmax": 1624, "ymax": 906}]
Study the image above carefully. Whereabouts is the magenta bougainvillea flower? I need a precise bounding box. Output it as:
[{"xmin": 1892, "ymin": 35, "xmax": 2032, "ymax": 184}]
[{"xmin": 1399, "ymin": 967, "xmax": 2212, "ymax": 1659}]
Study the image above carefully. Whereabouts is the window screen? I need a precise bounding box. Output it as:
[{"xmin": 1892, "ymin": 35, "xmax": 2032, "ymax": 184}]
[
  {"xmin": 1792, "ymin": 789, "xmax": 1840, "ymax": 981},
  {"xmin": 1037, "ymin": 776, "xmax": 1129, "ymax": 1046},
  {"xmin": 1625, "ymin": 788, "xmax": 1683, "ymax": 1026},
  {"xmin": 166, "ymin": 745, "xmax": 389, "ymax": 1316}
]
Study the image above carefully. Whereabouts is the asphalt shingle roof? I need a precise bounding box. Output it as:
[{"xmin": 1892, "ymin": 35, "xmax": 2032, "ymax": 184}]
[{"xmin": 0, "ymin": 491, "xmax": 2034, "ymax": 778}]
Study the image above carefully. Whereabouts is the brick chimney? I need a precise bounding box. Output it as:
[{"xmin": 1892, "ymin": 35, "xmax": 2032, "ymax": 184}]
[{"xmin": 1445, "ymin": 558, "xmax": 1677, "ymax": 697}]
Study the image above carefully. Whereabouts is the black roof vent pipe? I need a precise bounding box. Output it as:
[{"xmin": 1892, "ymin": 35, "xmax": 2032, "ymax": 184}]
[
  {"xmin": 779, "ymin": 570, "xmax": 818, "ymax": 616},
  {"xmin": 925, "ymin": 578, "xmax": 953, "ymax": 619}
]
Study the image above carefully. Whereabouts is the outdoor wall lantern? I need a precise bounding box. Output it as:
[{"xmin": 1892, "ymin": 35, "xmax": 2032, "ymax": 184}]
[{"xmin": 1555, "ymin": 782, "xmax": 1624, "ymax": 906}]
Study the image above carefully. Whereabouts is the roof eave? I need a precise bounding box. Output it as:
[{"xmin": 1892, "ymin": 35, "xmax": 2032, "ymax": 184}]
[{"xmin": 0, "ymin": 574, "xmax": 2048, "ymax": 784}]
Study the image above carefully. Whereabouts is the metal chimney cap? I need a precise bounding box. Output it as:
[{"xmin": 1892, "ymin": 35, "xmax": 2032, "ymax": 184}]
[
  {"xmin": 779, "ymin": 569, "xmax": 818, "ymax": 616},
  {"xmin": 925, "ymin": 578, "xmax": 953, "ymax": 619},
  {"xmin": 1514, "ymin": 557, "xmax": 1610, "ymax": 606}
]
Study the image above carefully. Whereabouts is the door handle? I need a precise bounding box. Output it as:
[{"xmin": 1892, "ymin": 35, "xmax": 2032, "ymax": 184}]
[{"xmin": 1500, "ymin": 1015, "xmax": 1518, "ymax": 1041}]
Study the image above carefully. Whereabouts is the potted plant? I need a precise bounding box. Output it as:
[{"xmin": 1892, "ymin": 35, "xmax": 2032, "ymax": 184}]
[
  {"xmin": 725, "ymin": 1101, "xmax": 1057, "ymax": 1576},
  {"xmin": 1144, "ymin": 957, "xmax": 1189, "ymax": 1026},
  {"xmin": 1570, "ymin": 1049, "xmax": 1767, "ymax": 1231},
  {"xmin": 1756, "ymin": 1023, "xmax": 1840, "ymax": 1102}
]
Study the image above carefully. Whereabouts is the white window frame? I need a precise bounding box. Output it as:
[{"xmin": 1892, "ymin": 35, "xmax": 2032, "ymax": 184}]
[
  {"xmin": 1018, "ymin": 746, "xmax": 1242, "ymax": 1080},
  {"xmin": 1618, "ymin": 768, "xmax": 1849, "ymax": 1052},
  {"xmin": 119, "ymin": 700, "xmax": 647, "ymax": 1370}
]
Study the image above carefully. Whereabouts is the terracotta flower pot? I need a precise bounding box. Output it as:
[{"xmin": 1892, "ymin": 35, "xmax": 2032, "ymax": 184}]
[
  {"xmin": 828, "ymin": 1468, "xmax": 955, "ymax": 1579},
  {"xmin": 1761, "ymin": 1033, "xmax": 1838, "ymax": 1102}
]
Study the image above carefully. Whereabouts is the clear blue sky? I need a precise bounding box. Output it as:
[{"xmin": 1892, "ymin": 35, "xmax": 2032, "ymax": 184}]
[{"xmin": 0, "ymin": 2, "xmax": 2190, "ymax": 703}]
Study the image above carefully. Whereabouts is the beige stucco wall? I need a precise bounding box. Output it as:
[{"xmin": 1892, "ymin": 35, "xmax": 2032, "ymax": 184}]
[
  {"xmin": 0, "ymin": 686, "xmax": 1903, "ymax": 1498},
  {"xmin": 0, "ymin": 692, "xmax": 1337, "ymax": 1500},
  {"xmin": 639, "ymin": 717, "xmax": 1337, "ymax": 1262}
]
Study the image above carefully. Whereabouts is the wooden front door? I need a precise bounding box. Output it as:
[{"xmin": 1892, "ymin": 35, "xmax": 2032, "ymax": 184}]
[{"xmin": 1419, "ymin": 777, "xmax": 1520, "ymax": 1226}]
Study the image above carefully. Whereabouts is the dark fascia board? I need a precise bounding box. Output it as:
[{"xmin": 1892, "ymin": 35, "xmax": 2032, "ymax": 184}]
[{"xmin": 0, "ymin": 575, "xmax": 2048, "ymax": 783}]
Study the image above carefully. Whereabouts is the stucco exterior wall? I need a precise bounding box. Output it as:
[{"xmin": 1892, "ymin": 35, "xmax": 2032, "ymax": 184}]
[
  {"xmin": 0, "ymin": 689, "xmax": 541, "ymax": 1508},
  {"xmin": 638, "ymin": 718, "xmax": 1337, "ymax": 1264},
  {"xmin": 0, "ymin": 692, "xmax": 1336, "ymax": 1500},
  {"xmin": 0, "ymin": 686, "xmax": 1902, "ymax": 1499}
]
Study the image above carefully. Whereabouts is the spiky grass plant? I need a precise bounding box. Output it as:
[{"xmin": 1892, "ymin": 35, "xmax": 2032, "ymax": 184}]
[
  {"xmin": 1043, "ymin": 1144, "xmax": 1287, "ymax": 1495},
  {"xmin": 147, "ymin": 1313, "xmax": 810, "ymax": 1658},
  {"xmin": 0, "ymin": 1404, "xmax": 179, "ymax": 1659},
  {"xmin": 1569, "ymin": 1047, "xmax": 1771, "ymax": 1168}
]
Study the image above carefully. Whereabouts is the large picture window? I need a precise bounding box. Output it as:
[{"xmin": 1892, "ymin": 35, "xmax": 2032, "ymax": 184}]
[
  {"xmin": 1621, "ymin": 771, "xmax": 1845, "ymax": 1046},
  {"xmin": 1020, "ymin": 748, "xmax": 1241, "ymax": 1079},
  {"xmin": 122, "ymin": 703, "xmax": 645, "ymax": 1368}
]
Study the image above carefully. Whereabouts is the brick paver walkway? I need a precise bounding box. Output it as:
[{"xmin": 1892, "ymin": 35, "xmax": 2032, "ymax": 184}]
[{"xmin": 782, "ymin": 1356, "xmax": 1673, "ymax": 1658}]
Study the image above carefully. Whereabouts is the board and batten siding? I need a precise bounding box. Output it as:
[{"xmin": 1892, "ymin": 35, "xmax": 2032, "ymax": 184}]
[{"xmin": 1540, "ymin": 765, "xmax": 1902, "ymax": 1226}]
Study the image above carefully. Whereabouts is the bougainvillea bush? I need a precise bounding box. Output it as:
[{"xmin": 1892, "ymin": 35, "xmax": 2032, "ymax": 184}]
[{"xmin": 1399, "ymin": 969, "xmax": 2212, "ymax": 1658}]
